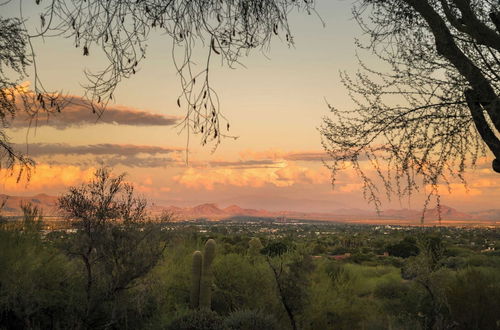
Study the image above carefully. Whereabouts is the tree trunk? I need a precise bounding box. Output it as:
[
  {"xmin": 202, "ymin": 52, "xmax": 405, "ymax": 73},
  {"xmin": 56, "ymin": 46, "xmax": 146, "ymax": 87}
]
[{"xmin": 267, "ymin": 259, "xmax": 298, "ymax": 330}]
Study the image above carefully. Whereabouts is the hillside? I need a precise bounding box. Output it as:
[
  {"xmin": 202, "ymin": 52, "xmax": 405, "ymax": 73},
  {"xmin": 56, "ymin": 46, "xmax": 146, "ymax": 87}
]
[{"xmin": 0, "ymin": 194, "xmax": 59, "ymax": 216}]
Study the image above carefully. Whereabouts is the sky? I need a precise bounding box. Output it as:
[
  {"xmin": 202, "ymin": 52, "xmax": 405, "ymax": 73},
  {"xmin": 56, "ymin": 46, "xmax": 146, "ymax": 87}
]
[{"xmin": 1, "ymin": 1, "xmax": 499, "ymax": 212}]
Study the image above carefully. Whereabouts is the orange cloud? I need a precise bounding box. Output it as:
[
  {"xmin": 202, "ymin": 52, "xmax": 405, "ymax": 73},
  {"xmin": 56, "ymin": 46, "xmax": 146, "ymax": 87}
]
[
  {"xmin": 0, "ymin": 164, "xmax": 95, "ymax": 192},
  {"xmin": 426, "ymin": 178, "xmax": 500, "ymax": 199},
  {"xmin": 275, "ymin": 165, "xmax": 329, "ymax": 185},
  {"xmin": 173, "ymin": 164, "xmax": 330, "ymax": 190}
]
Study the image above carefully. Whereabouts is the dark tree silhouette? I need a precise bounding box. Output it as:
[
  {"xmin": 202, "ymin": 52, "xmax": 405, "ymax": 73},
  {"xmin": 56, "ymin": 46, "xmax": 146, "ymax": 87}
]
[
  {"xmin": 0, "ymin": 18, "xmax": 36, "ymax": 178},
  {"xmin": 321, "ymin": 0, "xmax": 500, "ymax": 211},
  {"xmin": 0, "ymin": 0, "xmax": 316, "ymax": 174},
  {"xmin": 58, "ymin": 167, "xmax": 169, "ymax": 327}
]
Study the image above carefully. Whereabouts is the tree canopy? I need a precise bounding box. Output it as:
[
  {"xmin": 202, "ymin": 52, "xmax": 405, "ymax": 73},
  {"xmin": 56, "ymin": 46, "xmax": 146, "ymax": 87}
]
[{"xmin": 321, "ymin": 0, "xmax": 500, "ymax": 210}]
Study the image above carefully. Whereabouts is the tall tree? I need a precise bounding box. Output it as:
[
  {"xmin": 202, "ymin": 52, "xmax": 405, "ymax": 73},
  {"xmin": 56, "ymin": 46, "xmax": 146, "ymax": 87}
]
[
  {"xmin": 58, "ymin": 167, "xmax": 169, "ymax": 327},
  {"xmin": 321, "ymin": 0, "xmax": 500, "ymax": 210}
]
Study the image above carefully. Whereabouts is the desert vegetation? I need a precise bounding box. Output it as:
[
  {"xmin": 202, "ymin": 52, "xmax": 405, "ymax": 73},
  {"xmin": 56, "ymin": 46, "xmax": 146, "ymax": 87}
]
[{"xmin": 0, "ymin": 170, "xmax": 499, "ymax": 329}]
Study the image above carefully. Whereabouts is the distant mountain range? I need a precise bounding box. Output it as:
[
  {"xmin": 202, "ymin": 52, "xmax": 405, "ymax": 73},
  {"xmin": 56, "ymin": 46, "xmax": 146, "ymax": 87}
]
[
  {"xmin": 0, "ymin": 194, "xmax": 59, "ymax": 216},
  {"xmin": 2, "ymin": 194, "xmax": 499, "ymax": 225},
  {"xmin": 156, "ymin": 203, "xmax": 499, "ymax": 224}
]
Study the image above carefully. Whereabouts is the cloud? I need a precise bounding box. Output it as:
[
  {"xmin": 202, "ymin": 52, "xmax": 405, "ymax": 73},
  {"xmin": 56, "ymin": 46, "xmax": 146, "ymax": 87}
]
[
  {"xmin": 0, "ymin": 164, "xmax": 96, "ymax": 192},
  {"xmin": 192, "ymin": 149, "xmax": 327, "ymax": 170},
  {"xmin": 173, "ymin": 164, "xmax": 330, "ymax": 190},
  {"xmin": 13, "ymin": 143, "xmax": 182, "ymax": 157},
  {"xmin": 10, "ymin": 94, "xmax": 180, "ymax": 129},
  {"xmin": 284, "ymin": 152, "xmax": 328, "ymax": 162},
  {"xmin": 171, "ymin": 149, "xmax": 332, "ymax": 190},
  {"xmin": 11, "ymin": 143, "xmax": 184, "ymax": 168},
  {"xmin": 88, "ymin": 156, "xmax": 179, "ymax": 168},
  {"xmin": 207, "ymin": 159, "xmax": 280, "ymax": 168},
  {"xmin": 275, "ymin": 165, "xmax": 330, "ymax": 185},
  {"xmin": 240, "ymin": 149, "xmax": 328, "ymax": 162}
]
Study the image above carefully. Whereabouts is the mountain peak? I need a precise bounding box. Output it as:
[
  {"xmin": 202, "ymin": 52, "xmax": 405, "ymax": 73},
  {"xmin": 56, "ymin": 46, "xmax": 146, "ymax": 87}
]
[
  {"xmin": 191, "ymin": 203, "xmax": 225, "ymax": 215},
  {"xmin": 224, "ymin": 205, "xmax": 245, "ymax": 213}
]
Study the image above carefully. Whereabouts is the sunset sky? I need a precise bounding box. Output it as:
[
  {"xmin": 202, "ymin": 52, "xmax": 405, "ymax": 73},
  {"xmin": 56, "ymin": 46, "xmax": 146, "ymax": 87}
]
[{"xmin": 2, "ymin": 1, "xmax": 499, "ymax": 212}]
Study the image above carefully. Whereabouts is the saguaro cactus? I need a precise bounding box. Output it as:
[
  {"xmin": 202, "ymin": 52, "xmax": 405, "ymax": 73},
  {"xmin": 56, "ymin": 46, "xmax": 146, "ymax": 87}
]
[
  {"xmin": 190, "ymin": 239, "xmax": 216, "ymax": 309},
  {"xmin": 199, "ymin": 239, "xmax": 216, "ymax": 309},
  {"xmin": 190, "ymin": 251, "xmax": 203, "ymax": 309}
]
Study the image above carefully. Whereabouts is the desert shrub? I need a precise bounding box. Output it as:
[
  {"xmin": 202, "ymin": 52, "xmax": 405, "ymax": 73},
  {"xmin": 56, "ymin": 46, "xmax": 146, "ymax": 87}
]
[
  {"xmin": 261, "ymin": 241, "xmax": 289, "ymax": 257},
  {"xmin": 165, "ymin": 309, "xmax": 226, "ymax": 330},
  {"xmin": 325, "ymin": 262, "xmax": 353, "ymax": 286},
  {"xmin": 465, "ymin": 254, "xmax": 500, "ymax": 268},
  {"xmin": 212, "ymin": 254, "xmax": 279, "ymax": 316},
  {"xmin": 446, "ymin": 268, "xmax": 500, "ymax": 329},
  {"xmin": 373, "ymin": 279, "xmax": 423, "ymax": 327},
  {"xmin": 386, "ymin": 237, "xmax": 419, "ymax": 258},
  {"xmin": 224, "ymin": 309, "xmax": 279, "ymax": 330},
  {"xmin": 442, "ymin": 256, "xmax": 468, "ymax": 270},
  {"xmin": 0, "ymin": 229, "xmax": 84, "ymax": 329}
]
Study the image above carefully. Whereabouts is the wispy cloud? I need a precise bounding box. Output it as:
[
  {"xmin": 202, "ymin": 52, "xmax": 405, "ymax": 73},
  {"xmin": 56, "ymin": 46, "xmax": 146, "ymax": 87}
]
[
  {"xmin": 12, "ymin": 143, "xmax": 183, "ymax": 168},
  {"xmin": 207, "ymin": 159, "xmax": 280, "ymax": 169},
  {"xmin": 240, "ymin": 149, "xmax": 328, "ymax": 162},
  {"xmin": 13, "ymin": 143, "xmax": 182, "ymax": 157},
  {"xmin": 284, "ymin": 151, "xmax": 328, "ymax": 162},
  {"xmin": 69, "ymin": 156, "xmax": 180, "ymax": 168},
  {"xmin": 10, "ymin": 95, "xmax": 180, "ymax": 129}
]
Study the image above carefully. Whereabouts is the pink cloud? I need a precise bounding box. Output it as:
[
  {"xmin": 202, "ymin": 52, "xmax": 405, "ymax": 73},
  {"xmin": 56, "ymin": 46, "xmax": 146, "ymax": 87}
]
[{"xmin": 173, "ymin": 164, "xmax": 330, "ymax": 190}]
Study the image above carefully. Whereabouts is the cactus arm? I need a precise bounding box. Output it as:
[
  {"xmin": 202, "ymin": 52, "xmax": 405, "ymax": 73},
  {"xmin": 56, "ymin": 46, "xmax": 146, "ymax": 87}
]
[
  {"xmin": 199, "ymin": 239, "xmax": 216, "ymax": 309},
  {"xmin": 190, "ymin": 250, "xmax": 203, "ymax": 309}
]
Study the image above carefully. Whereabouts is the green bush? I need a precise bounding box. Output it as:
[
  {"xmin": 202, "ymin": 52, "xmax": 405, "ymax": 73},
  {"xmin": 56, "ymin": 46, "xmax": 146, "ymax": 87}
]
[
  {"xmin": 212, "ymin": 254, "xmax": 279, "ymax": 315},
  {"xmin": 0, "ymin": 230, "xmax": 84, "ymax": 329},
  {"xmin": 386, "ymin": 237, "xmax": 419, "ymax": 258},
  {"xmin": 224, "ymin": 310, "xmax": 279, "ymax": 330},
  {"xmin": 166, "ymin": 309, "xmax": 226, "ymax": 330},
  {"xmin": 446, "ymin": 268, "xmax": 500, "ymax": 329}
]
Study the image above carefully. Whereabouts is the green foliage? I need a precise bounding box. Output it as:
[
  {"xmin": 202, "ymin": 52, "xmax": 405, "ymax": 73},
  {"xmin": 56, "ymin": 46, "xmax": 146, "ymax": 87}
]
[
  {"xmin": 0, "ymin": 229, "xmax": 83, "ymax": 329},
  {"xmin": 248, "ymin": 237, "xmax": 263, "ymax": 257},
  {"xmin": 399, "ymin": 234, "xmax": 455, "ymax": 330},
  {"xmin": 325, "ymin": 262, "xmax": 353, "ymax": 286},
  {"xmin": 261, "ymin": 241, "xmax": 289, "ymax": 257},
  {"xmin": 57, "ymin": 168, "xmax": 169, "ymax": 328},
  {"xmin": 266, "ymin": 250, "xmax": 314, "ymax": 330},
  {"xmin": 224, "ymin": 309, "xmax": 279, "ymax": 330},
  {"xmin": 166, "ymin": 309, "xmax": 226, "ymax": 330},
  {"xmin": 305, "ymin": 259, "xmax": 404, "ymax": 329},
  {"xmin": 0, "ymin": 218, "xmax": 499, "ymax": 329},
  {"xmin": 151, "ymin": 241, "xmax": 195, "ymax": 325},
  {"xmin": 419, "ymin": 234, "xmax": 445, "ymax": 269},
  {"xmin": 373, "ymin": 280, "xmax": 422, "ymax": 327},
  {"xmin": 386, "ymin": 237, "xmax": 419, "ymax": 258},
  {"xmin": 20, "ymin": 201, "xmax": 44, "ymax": 233},
  {"xmin": 446, "ymin": 268, "xmax": 500, "ymax": 329},
  {"xmin": 212, "ymin": 254, "xmax": 279, "ymax": 316}
]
